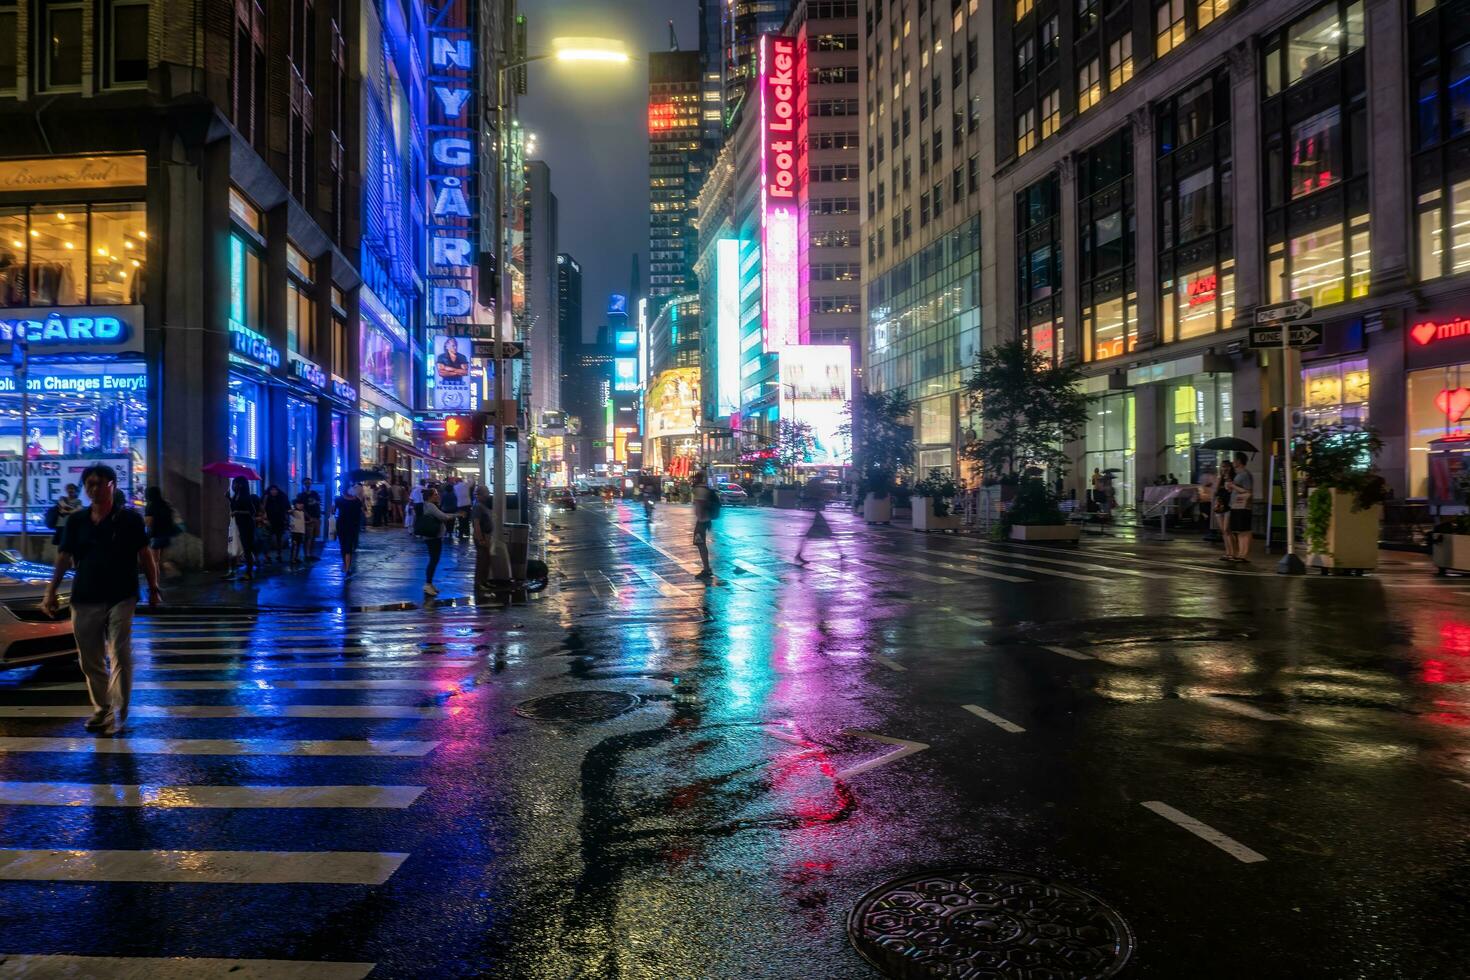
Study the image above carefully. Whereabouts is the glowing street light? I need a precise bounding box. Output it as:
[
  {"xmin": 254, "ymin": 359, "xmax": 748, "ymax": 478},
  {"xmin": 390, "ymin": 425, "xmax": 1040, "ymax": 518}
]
[{"xmin": 551, "ymin": 37, "xmax": 631, "ymax": 64}]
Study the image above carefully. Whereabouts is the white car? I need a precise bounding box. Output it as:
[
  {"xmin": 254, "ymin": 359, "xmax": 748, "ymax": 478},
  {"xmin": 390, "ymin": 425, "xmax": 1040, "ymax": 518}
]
[
  {"xmin": 0, "ymin": 553, "xmax": 74, "ymax": 669},
  {"xmin": 715, "ymin": 483, "xmax": 749, "ymax": 506}
]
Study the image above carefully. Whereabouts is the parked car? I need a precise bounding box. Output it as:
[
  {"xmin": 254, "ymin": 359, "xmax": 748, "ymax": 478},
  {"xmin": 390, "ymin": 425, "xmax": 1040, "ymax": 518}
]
[
  {"xmin": 546, "ymin": 488, "xmax": 577, "ymax": 511},
  {"xmin": 0, "ymin": 553, "xmax": 75, "ymax": 670},
  {"xmin": 715, "ymin": 482, "xmax": 749, "ymax": 506}
]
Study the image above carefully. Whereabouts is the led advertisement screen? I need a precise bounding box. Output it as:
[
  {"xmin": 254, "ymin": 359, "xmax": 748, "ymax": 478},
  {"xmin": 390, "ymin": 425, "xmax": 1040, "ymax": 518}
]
[
  {"xmin": 613, "ymin": 357, "xmax": 638, "ymax": 392},
  {"xmin": 716, "ymin": 238, "xmax": 742, "ymax": 417},
  {"xmin": 645, "ymin": 367, "xmax": 701, "ymax": 440},
  {"xmin": 430, "ymin": 332, "xmax": 478, "ymax": 410},
  {"xmin": 779, "ymin": 345, "xmax": 852, "ymax": 466},
  {"xmin": 759, "ymin": 34, "xmax": 803, "ymax": 353}
]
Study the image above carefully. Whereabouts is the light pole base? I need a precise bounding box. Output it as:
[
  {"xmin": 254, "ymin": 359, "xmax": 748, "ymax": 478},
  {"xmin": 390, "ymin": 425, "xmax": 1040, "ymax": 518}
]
[{"xmin": 1276, "ymin": 553, "xmax": 1307, "ymax": 575}]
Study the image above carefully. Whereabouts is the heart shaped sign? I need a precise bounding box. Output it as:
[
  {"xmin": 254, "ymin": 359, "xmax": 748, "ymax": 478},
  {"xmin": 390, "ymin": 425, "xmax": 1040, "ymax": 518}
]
[
  {"xmin": 1435, "ymin": 387, "xmax": 1470, "ymax": 422},
  {"xmin": 1412, "ymin": 321, "xmax": 1440, "ymax": 346}
]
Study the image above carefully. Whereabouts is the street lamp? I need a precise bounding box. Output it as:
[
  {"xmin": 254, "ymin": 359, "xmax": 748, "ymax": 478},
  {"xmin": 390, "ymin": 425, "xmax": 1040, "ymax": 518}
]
[{"xmin": 488, "ymin": 36, "xmax": 629, "ymax": 566}]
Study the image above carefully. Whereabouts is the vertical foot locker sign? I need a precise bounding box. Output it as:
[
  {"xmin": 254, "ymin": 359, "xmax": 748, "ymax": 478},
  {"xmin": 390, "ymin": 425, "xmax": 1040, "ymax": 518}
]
[
  {"xmin": 759, "ymin": 33, "xmax": 804, "ymax": 353},
  {"xmin": 427, "ymin": 0, "xmax": 478, "ymax": 410}
]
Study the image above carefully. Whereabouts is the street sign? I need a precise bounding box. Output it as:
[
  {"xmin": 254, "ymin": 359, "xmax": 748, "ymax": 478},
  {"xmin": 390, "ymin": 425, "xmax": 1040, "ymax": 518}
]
[
  {"xmin": 1248, "ymin": 324, "xmax": 1323, "ymax": 349},
  {"xmin": 1254, "ymin": 298, "xmax": 1313, "ymax": 325},
  {"xmin": 471, "ymin": 340, "xmax": 524, "ymax": 359}
]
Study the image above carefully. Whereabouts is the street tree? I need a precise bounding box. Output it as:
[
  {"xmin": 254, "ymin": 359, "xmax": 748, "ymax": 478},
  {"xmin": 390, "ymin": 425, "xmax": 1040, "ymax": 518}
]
[
  {"xmin": 775, "ymin": 419, "xmax": 816, "ymax": 481},
  {"xmin": 963, "ymin": 340, "xmax": 1089, "ymax": 481},
  {"xmin": 841, "ymin": 389, "xmax": 914, "ymax": 495}
]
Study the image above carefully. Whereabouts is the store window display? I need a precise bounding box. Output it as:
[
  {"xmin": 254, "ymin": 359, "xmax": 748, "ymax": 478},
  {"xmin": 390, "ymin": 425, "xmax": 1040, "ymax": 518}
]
[{"xmin": 0, "ymin": 203, "xmax": 146, "ymax": 307}]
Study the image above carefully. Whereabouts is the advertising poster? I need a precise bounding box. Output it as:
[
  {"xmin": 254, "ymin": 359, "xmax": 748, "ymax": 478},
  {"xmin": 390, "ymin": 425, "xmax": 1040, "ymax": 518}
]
[
  {"xmin": 645, "ymin": 368, "xmax": 701, "ymax": 441},
  {"xmin": 431, "ymin": 333, "xmax": 478, "ymax": 410},
  {"xmin": 0, "ymin": 455, "xmax": 133, "ymax": 509},
  {"xmin": 779, "ymin": 345, "xmax": 852, "ymax": 466}
]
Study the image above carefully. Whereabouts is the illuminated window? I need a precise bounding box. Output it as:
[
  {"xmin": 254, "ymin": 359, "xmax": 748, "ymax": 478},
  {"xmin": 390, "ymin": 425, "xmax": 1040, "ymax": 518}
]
[
  {"xmin": 1077, "ymin": 59, "xmax": 1101, "ymax": 113},
  {"xmin": 1016, "ymin": 108, "xmax": 1037, "ymax": 156},
  {"xmin": 0, "ymin": 202, "xmax": 148, "ymax": 308},
  {"xmin": 1017, "ymin": 174, "xmax": 1063, "ymax": 364},
  {"xmin": 1411, "ymin": 5, "xmax": 1470, "ymax": 281},
  {"xmin": 1155, "ymin": 0, "xmax": 1186, "ymax": 58},
  {"xmin": 1107, "ymin": 33, "xmax": 1134, "ymax": 91},
  {"xmin": 1041, "ymin": 90, "xmax": 1060, "ymax": 139},
  {"xmin": 1015, "ymin": 0, "xmax": 1033, "ymax": 21},
  {"xmin": 1196, "ymin": 0, "xmax": 1230, "ymax": 29},
  {"xmin": 1079, "ymin": 129, "xmax": 1135, "ymax": 362}
]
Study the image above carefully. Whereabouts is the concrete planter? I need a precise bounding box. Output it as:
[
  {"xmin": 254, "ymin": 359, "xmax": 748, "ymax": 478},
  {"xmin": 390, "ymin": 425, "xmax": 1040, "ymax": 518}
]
[
  {"xmin": 863, "ymin": 494, "xmax": 893, "ymax": 524},
  {"xmin": 772, "ymin": 487, "xmax": 801, "ymax": 509},
  {"xmin": 1431, "ymin": 533, "xmax": 1470, "ymax": 575},
  {"xmin": 1009, "ymin": 524, "xmax": 1081, "ymax": 544},
  {"xmin": 912, "ymin": 497, "xmax": 962, "ymax": 532},
  {"xmin": 1306, "ymin": 490, "xmax": 1382, "ymax": 573}
]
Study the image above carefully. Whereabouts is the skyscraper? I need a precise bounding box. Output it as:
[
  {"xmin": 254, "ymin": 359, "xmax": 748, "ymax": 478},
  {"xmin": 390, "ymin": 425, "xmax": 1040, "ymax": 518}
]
[
  {"xmin": 722, "ymin": 0, "xmax": 797, "ymax": 112},
  {"xmin": 522, "ymin": 160, "xmax": 559, "ymax": 420},
  {"xmin": 648, "ymin": 50, "xmax": 704, "ymax": 305}
]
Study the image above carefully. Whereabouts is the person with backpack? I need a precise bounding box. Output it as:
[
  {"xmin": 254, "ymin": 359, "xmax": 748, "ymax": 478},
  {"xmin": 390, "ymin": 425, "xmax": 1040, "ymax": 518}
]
[
  {"xmin": 414, "ymin": 487, "xmax": 455, "ymax": 596},
  {"xmin": 690, "ymin": 471, "xmax": 719, "ymax": 579},
  {"xmin": 142, "ymin": 486, "xmax": 177, "ymax": 564},
  {"xmin": 47, "ymin": 484, "xmax": 82, "ymax": 545}
]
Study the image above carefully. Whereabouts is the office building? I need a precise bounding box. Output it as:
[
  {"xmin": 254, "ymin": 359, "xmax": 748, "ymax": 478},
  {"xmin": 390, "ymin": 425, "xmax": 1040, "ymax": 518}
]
[
  {"xmin": 649, "ymin": 51, "xmax": 705, "ymax": 303},
  {"xmin": 522, "ymin": 160, "xmax": 559, "ymax": 420}
]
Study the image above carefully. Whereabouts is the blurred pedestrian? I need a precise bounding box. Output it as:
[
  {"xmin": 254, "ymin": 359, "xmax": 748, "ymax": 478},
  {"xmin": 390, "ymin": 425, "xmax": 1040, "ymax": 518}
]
[
  {"xmin": 289, "ymin": 500, "xmax": 308, "ymax": 564},
  {"xmin": 44, "ymin": 463, "xmax": 162, "ymax": 737},
  {"xmin": 294, "ymin": 478, "xmax": 322, "ymax": 562},
  {"xmin": 795, "ymin": 508, "xmax": 838, "ymax": 564},
  {"xmin": 409, "ymin": 479, "xmax": 426, "ymax": 521},
  {"xmin": 1214, "ymin": 460, "xmax": 1235, "ymax": 558},
  {"xmin": 262, "ymin": 484, "xmax": 289, "ymax": 563},
  {"xmin": 372, "ymin": 482, "xmax": 390, "ymax": 527},
  {"xmin": 454, "ymin": 477, "xmax": 473, "ymax": 540},
  {"xmin": 415, "ymin": 486, "xmax": 454, "ymax": 596},
  {"xmin": 334, "ymin": 481, "xmax": 365, "ymax": 578},
  {"xmin": 690, "ymin": 471, "xmax": 716, "ymax": 579},
  {"xmin": 228, "ymin": 476, "xmax": 260, "ymax": 580},
  {"xmin": 391, "ymin": 481, "xmax": 407, "ymax": 524},
  {"xmin": 143, "ymin": 486, "xmax": 177, "ymax": 566},
  {"xmin": 471, "ymin": 484, "xmax": 495, "ymax": 593}
]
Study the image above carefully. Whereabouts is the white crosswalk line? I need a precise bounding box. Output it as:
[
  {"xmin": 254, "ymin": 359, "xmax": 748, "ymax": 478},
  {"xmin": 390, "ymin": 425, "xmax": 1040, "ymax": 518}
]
[
  {"xmin": 630, "ymin": 565, "xmax": 689, "ymax": 597},
  {"xmin": 929, "ymin": 541, "xmax": 1172, "ymax": 580},
  {"xmin": 0, "ymin": 737, "xmax": 440, "ymax": 756},
  {"xmin": 28, "ymin": 679, "xmax": 465, "ymax": 691},
  {"xmin": 1203, "ymin": 696, "xmax": 1287, "ymax": 722},
  {"xmin": 1141, "ymin": 801, "xmax": 1268, "ymax": 863},
  {"xmin": 0, "ymin": 848, "xmax": 408, "ymax": 884},
  {"xmin": 1041, "ymin": 644, "xmax": 1095, "ymax": 661},
  {"xmin": 0, "ymin": 781, "xmax": 426, "ymax": 808},
  {"xmin": 0, "ymin": 704, "xmax": 446, "ymax": 719},
  {"xmin": 584, "ymin": 569, "xmax": 620, "ymax": 601},
  {"xmin": 876, "ymin": 552, "xmax": 1031, "ymax": 584},
  {"xmin": 0, "ymin": 954, "xmax": 376, "ymax": 979},
  {"xmin": 136, "ymin": 659, "xmax": 482, "ymax": 671},
  {"xmin": 961, "ymin": 704, "xmax": 1026, "ymax": 733}
]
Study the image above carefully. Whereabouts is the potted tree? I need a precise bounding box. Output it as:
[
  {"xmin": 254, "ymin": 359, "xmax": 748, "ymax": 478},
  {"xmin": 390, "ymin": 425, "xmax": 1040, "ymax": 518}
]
[
  {"xmin": 1294, "ymin": 423, "xmax": 1390, "ymax": 575},
  {"xmin": 963, "ymin": 340, "xmax": 1089, "ymax": 543},
  {"xmin": 912, "ymin": 469, "xmax": 962, "ymax": 531},
  {"xmin": 842, "ymin": 390, "xmax": 914, "ymax": 524}
]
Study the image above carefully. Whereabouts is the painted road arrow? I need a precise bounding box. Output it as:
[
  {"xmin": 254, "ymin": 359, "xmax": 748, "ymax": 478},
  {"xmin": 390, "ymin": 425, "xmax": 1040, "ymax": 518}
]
[{"xmin": 836, "ymin": 729, "xmax": 931, "ymax": 779}]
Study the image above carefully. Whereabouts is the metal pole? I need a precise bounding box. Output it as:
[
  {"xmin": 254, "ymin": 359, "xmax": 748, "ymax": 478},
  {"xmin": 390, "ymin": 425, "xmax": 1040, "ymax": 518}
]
[
  {"xmin": 18, "ymin": 340, "xmax": 27, "ymax": 557},
  {"xmin": 1278, "ymin": 323, "xmax": 1305, "ymax": 574},
  {"xmin": 491, "ymin": 65, "xmax": 508, "ymax": 556}
]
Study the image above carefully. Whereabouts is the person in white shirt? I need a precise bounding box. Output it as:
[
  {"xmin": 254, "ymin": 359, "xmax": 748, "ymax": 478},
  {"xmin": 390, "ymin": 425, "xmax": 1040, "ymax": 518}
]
[{"xmin": 454, "ymin": 478, "xmax": 473, "ymax": 540}]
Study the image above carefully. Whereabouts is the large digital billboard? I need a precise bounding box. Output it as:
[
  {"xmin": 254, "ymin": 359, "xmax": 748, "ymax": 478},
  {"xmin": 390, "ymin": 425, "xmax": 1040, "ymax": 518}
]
[
  {"xmin": 779, "ymin": 345, "xmax": 852, "ymax": 467},
  {"xmin": 429, "ymin": 332, "xmax": 479, "ymax": 410},
  {"xmin": 716, "ymin": 238, "xmax": 741, "ymax": 417},
  {"xmin": 645, "ymin": 367, "xmax": 701, "ymax": 440},
  {"xmin": 759, "ymin": 34, "xmax": 803, "ymax": 353},
  {"xmin": 613, "ymin": 357, "xmax": 638, "ymax": 392}
]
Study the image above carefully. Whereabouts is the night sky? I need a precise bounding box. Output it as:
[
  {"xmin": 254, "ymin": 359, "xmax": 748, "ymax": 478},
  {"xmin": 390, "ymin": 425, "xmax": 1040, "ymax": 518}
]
[{"xmin": 519, "ymin": 0, "xmax": 700, "ymax": 343}]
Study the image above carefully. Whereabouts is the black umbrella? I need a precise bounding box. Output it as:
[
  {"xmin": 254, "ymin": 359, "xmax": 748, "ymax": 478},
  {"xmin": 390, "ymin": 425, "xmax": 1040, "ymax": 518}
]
[
  {"xmin": 349, "ymin": 468, "xmax": 387, "ymax": 483},
  {"xmin": 1199, "ymin": 437, "xmax": 1259, "ymax": 454},
  {"xmin": 1102, "ymin": 467, "xmax": 1124, "ymax": 474}
]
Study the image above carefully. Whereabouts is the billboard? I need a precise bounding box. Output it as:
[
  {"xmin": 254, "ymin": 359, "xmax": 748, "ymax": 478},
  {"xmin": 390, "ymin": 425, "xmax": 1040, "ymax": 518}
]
[
  {"xmin": 645, "ymin": 367, "xmax": 701, "ymax": 441},
  {"xmin": 779, "ymin": 345, "xmax": 852, "ymax": 466},
  {"xmin": 613, "ymin": 357, "xmax": 638, "ymax": 392},
  {"xmin": 716, "ymin": 238, "xmax": 742, "ymax": 417},
  {"xmin": 430, "ymin": 332, "xmax": 478, "ymax": 410},
  {"xmin": 759, "ymin": 34, "xmax": 803, "ymax": 353},
  {"xmin": 426, "ymin": 0, "xmax": 478, "ymax": 324}
]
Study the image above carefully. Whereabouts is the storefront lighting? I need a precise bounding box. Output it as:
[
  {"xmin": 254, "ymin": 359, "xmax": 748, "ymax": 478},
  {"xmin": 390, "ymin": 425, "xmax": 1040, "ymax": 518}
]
[
  {"xmin": 63, "ymin": 242, "xmax": 73, "ymax": 250},
  {"xmin": 55, "ymin": 213, "xmax": 66, "ymax": 221},
  {"xmin": 137, "ymin": 230, "xmax": 147, "ymax": 239},
  {"xmin": 96, "ymin": 247, "xmax": 107, "ymax": 256},
  {"xmin": 378, "ymin": 415, "xmax": 395, "ymax": 431},
  {"xmin": 28, "ymin": 229, "xmax": 36, "ymax": 237},
  {"xmin": 9, "ymin": 240, "xmax": 20, "ymax": 248},
  {"xmin": 123, "ymin": 241, "xmax": 133, "ymax": 249}
]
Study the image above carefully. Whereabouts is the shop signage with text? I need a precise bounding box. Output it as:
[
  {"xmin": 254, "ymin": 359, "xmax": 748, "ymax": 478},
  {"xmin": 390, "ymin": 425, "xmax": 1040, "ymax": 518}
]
[
  {"xmin": 0, "ymin": 455, "xmax": 132, "ymax": 509},
  {"xmin": 289, "ymin": 353, "xmax": 327, "ymax": 390},
  {"xmin": 760, "ymin": 33, "xmax": 803, "ymax": 352},
  {"xmin": 1411, "ymin": 316, "xmax": 1470, "ymax": 347},
  {"xmin": 0, "ymin": 307, "xmax": 143, "ymax": 355},
  {"xmin": 0, "ymin": 371, "xmax": 146, "ymax": 394},
  {"xmin": 427, "ymin": 0, "xmax": 478, "ymax": 321},
  {"xmin": 331, "ymin": 375, "xmax": 357, "ymax": 403},
  {"xmin": 230, "ymin": 321, "xmax": 281, "ymax": 369}
]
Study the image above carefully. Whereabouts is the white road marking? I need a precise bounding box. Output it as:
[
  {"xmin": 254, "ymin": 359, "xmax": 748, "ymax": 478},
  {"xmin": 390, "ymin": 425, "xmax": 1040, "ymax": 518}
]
[
  {"xmin": 1452, "ymin": 779, "xmax": 1470, "ymax": 792},
  {"xmin": 0, "ymin": 737, "xmax": 439, "ymax": 757},
  {"xmin": 1204, "ymin": 696, "xmax": 1286, "ymax": 722},
  {"xmin": 137, "ymin": 659, "xmax": 482, "ymax": 671},
  {"xmin": 941, "ymin": 607, "xmax": 991, "ymax": 629},
  {"xmin": 583, "ymin": 569, "xmax": 621, "ymax": 601},
  {"xmin": 968, "ymin": 553, "xmax": 1109, "ymax": 583},
  {"xmin": 850, "ymin": 555, "xmax": 963, "ymax": 585},
  {"xmin": 961, "ymin": 704, "xmax": 1026, "ymax": 733},
  {"xmin": 0, "ymin": 704, "xmax": 446, "ymax": 720},
  {"xmin": 0, "ymin": 848, "xmax": 408, "ymax": 884},
  {"xmin": 0, "ymin": 955, "xmax": 375, "ymax": 979},
  {"xmin": 630, "ymin": 565, "xmax": 689, "ymax": 598},
  {"xmin": 876, "ymin": 656, "xmax": 907, "ymax": 672},
  {"xmin": 836, "ymin": 730, "xmax": 930, "ymax": 779},
  {"xmin": 0, "ymin": 781, "xmax": 426, "ymax": 808},
  {"xmin": 1041, "ymin": 645, "xmax": 1095, "ymax": 661},
  {"xmin": 614, "ymin": 523, "xmax": 741, "ymax": 587},
  {"xmin": 878, "ymin": 552, "xmax": 1031, "ymax": 584},
  {"xmin": 731, "ymin": 560, "xmax": 780, "ymax": 582},
  {"xmin": 941, "ymin": 542, "xmax": 1172, "ymax": 580},
  {"xmin": 29, "ymin": 679, "xmax": 463, "ymax": 691},
  {"xmin": 1141, "ymin": 800, "xmax": 1268, "ymax": 864}
]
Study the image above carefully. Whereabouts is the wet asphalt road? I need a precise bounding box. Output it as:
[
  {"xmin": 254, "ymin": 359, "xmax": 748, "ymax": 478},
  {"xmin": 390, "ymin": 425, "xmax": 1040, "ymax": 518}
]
[{"xmin": 1, "ymin": 499, "xmax": 1469, "ymax": 979}]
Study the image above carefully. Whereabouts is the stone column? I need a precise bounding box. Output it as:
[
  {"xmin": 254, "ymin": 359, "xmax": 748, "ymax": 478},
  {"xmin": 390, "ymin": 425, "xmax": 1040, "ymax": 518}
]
[
  {"xmin": 1365, "ymin": 0, "xmax": 1411, "ymax": 292},
  {"xmin": 1130, "ymin": 107, "xmax": 1159, "ymax": 349},
  {"xmin": 1228, "ymin": 41, "xmax": 1265, "ymax": 325},
  {"xmin": 265, "ymin": 207, "xmax": 290, "ymax": 493},
  {"xmin": 1058, "ymin": 154, "xmax": 1082, "ymax": 364}
]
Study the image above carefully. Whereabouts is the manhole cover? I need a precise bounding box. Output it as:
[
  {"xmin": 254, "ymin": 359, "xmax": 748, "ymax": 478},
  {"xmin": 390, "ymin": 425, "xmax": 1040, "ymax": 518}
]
[
  {"xmin": 1015, "ymin": 615, "xmax": 1249, "ymax": 647},
  {"xmin": 514, "ymin": 691, "xmax": 641, "ymax": 722},
  {"xmin": 848, "ymin": 869, "xmax": 1133, "ymax": 979}
]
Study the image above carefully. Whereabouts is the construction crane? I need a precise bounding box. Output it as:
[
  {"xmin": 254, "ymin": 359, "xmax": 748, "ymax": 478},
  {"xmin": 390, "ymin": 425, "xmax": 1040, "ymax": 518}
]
[{"xmin": 668, "ymin": 19, "xmax": 679, "ymax": 51}]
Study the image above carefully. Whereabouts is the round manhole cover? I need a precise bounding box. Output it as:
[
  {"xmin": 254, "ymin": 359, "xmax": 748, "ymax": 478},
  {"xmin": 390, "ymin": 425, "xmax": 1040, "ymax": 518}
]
[
  {"xmin": 848, "ymin": 869, "xmax": 1133, "ymax": 979},
  {"xmin": 514, "ymin": 691, "xmax": 640, "ymax": 723}
]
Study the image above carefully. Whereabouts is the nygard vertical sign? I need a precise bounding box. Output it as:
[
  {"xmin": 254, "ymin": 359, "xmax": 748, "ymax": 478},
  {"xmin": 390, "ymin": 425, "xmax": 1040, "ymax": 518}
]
[{"xmin": 427, "ymin": 0, "xmax": 477, "ymax": 324}]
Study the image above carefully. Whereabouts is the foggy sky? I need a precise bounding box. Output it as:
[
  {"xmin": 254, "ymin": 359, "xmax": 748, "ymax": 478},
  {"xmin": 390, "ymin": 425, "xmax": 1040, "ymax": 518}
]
[{"xmin": 519, "ymin": 0, "xmax": 701, "ymax": 343}]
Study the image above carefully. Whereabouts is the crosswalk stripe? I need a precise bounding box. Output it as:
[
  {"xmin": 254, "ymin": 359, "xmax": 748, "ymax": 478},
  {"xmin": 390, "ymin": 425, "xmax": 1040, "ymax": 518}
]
[
  {"xmin": 848, "ymin": 555, "xmax": 964, "ymax": 584},
  {"xmin": 629, "ymin": 565, "xmax": 689, "ymax": 598},
  {"xmin": 136, "ymin": 659, "xmax": 482, "ymax": 671},
  {"xmin": 135, "ymin": 646, "xmax": 473, "ymax": 657},
  {"xmin": 0, "ymin": 704, "xmax": 446, "ymax": 719},
  {"xmin": 0, "ymin": 781, "xmax": 426, "ymax": 808},
  {"xmin": 0, "ymin": 848, "xmax": 408, "ymax": 884},
  {"xmin": 0, "ymin": 954, "xmax": 375, "ymax": 979},
  {"xmin": 27, "ymin": 679, "xmax": 465, "ymax": 691},
  {"xmin": 0, "ymin": 737, "xmax": 439, "ymax": 756},
  {"xmin": 583, "ymin": 569, "xmax": 620, "ymax": 601},
  {"xmin": 876, "ymin": 552, "xmax": 1031, "ymax": 584}
]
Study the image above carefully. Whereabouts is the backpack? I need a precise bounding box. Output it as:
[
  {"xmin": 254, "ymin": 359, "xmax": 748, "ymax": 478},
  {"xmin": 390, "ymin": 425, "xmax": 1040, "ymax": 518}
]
[
  {"xmin": 43, "ymin": 504, "xmax": 61, "ymax": 529},
  {"xmin": 705, "ymin": 488, "xmax": 723, "ymax": 520}
]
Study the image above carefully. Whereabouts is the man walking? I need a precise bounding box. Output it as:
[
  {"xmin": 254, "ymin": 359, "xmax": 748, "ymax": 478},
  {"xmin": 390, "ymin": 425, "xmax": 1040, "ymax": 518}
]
[
  {"xmin": 42, "ymin": 464, "xmax": 161, "ymax": 737},
  {"xmin": 295, "ymin": 478, "xmax": 322, "ymax": 561},
  {"xmin": 471, "ymin": 484, "xmax": 495, "ymax": 592},
  {"xmin": 690, "ymin": 470, "xmax": 715, "ymax": 579},
  {"xmin": 455, "ymin": 477, "xmax": 474, "ymax": 541}
]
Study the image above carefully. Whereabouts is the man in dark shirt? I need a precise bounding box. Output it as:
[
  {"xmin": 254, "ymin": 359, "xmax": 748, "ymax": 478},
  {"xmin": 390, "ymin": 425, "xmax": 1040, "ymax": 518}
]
[
  {"xmin": 471, "ymin": 484, "xmax": 495, "ymax": 593},
  {"xmin": 42, "ymin": 463, "xmax": 161, "ymax": 736},
  {"xmin": 295, "ymin": 478, "xmax": 323, "ymax": 561}
]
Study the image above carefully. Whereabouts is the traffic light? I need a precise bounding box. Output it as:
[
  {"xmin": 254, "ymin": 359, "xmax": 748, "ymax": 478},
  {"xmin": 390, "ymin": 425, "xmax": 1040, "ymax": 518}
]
[{"xmin": 443, "ymin": 414, "xmax": 489, "ymax": 443}]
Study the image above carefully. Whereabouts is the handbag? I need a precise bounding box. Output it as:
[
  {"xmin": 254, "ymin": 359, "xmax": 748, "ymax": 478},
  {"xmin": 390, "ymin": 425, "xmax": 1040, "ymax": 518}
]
[
  {"xmin": 226, "ymin": 517, "xmax": 242, "ymax": 558},
  {"xmin": 413, "ymin": 511, "xmax": 441, "ymax": 537}
]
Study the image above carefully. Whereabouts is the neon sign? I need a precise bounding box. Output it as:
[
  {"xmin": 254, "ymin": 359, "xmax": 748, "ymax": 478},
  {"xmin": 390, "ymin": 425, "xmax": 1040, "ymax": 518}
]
[
  {"xmin": 230, "ymin": 322, "xmax": 280, "ymax": 369},
  {"xmin": 1187, "ymin": 273, "xmax": 1218, "ymax": 307},
  {"xmin": 1436, "ymin": 387, "xmax": 1470, "ymax": 423},
  {"xmin": 1412, "ymin": 316, "xmax": 1470, "ymax": 346},
  {"xmin": 289, "ymin": 353, "xmax": 327, "ymax": 390},
  {"xmin": 716, "ymin": 238, "xmax": 742, "ymax": 417},
  {"xmin": 759, "ymin": 33, "xmax": 803, "ymax": 352},
  {"xmin": 0, "ymin": 313, "xmax": 128, "ymax": 345},
  {"xmin": 427, "ymin": 0, "xmax": 477, "ymax": 323},
  {"xmin": 0, "ymin": 371, "xmax": 146, "ymax": 394},
  {"xmin": 331, "ymin": 375, "xmax": 357, "ymax": 403}
]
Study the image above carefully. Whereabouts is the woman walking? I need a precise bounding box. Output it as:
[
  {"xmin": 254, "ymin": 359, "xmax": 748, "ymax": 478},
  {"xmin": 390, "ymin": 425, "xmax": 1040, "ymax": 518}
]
[
  {"xmin": 795, "ymin": 507, "xmax": 840, "ymax": 564},
  {"xmin": 415, "ymin": 486, "xmax": 455, "ymax": 596},
  {"xmin": 333, "ymin": 481, "xmax": 365, "ymax": 578},
  {"xmin": 263, "ymin": 484, "xmax": 290, "ymax": 563},
  {"xmin": 1214, "ymin": 460, "xmax": 1235, "ymax": 559},
  {"xmin": 228, "ymin": 477, "xmax": 261, "ymax": 580},
  {"xmin": 143, "ymin": 486, "xmax": 176, "ymax": 569}
]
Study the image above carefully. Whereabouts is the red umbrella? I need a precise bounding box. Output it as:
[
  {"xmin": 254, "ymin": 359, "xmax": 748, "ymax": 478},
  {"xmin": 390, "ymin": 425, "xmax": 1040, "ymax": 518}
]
[{"xmin": 202, "ymin": 461, "xmax": 261, "ymax": 481}]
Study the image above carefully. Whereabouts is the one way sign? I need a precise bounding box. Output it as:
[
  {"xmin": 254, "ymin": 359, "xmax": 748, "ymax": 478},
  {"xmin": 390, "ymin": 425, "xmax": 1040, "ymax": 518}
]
[
  {"xmin": 1254, "ymin": 298, "xmax": 1313, "ymax": 325},
  {"xmin": 471, "ymin": 340, "xmax": 524, "ymax": 359},
  {"xmin": 1248, "ymin": 323, "xmax": 1322, "ymax": 349}
]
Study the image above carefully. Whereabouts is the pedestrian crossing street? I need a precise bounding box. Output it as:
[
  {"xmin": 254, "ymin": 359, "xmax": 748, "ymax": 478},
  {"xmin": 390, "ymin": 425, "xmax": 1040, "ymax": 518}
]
[{"xmin": 0, "ymin": 606, "xmax": 504, "ymax": 978}]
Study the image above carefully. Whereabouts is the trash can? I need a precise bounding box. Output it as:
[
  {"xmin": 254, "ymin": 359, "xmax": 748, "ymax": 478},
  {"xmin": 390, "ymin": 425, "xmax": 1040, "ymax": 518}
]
[{"xmin": 504, "ymin": 522, "xmax": 530, "ymax": 581}]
